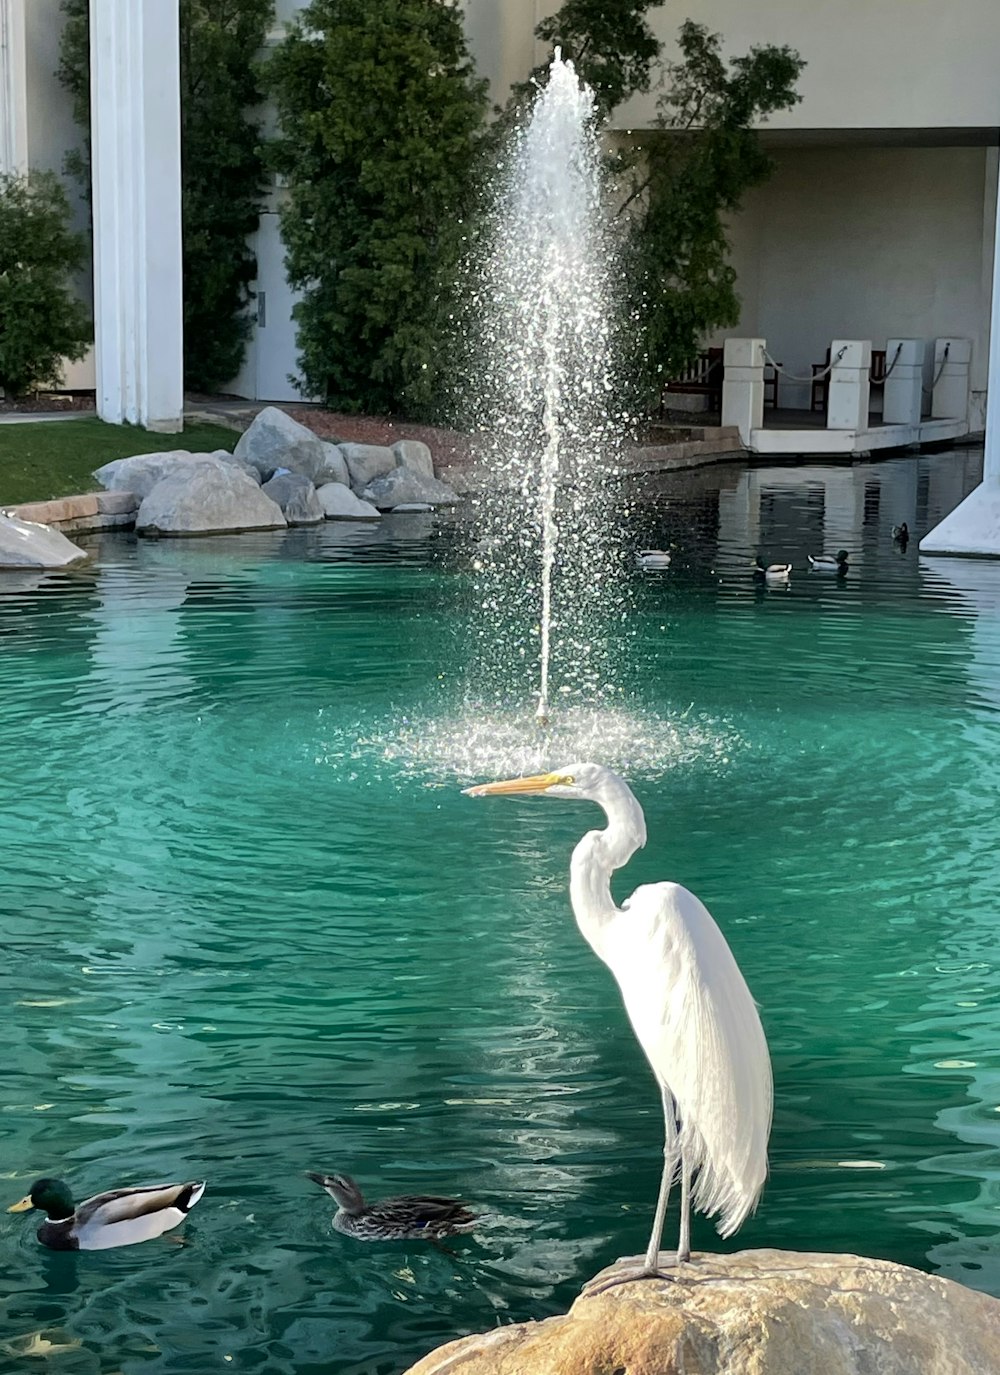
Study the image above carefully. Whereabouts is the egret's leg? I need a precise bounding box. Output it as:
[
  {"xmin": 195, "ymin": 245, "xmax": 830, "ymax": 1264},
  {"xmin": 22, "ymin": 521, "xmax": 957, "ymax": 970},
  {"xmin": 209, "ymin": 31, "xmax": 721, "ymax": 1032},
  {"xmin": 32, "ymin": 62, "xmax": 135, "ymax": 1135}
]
[
  {"xmin": 582, "ymin": 1089, "xmax": 678, "ymax": 1297},
  {"xmin": 676, "ymin": 1158, "xmax": 692, "ymax": 1264}
]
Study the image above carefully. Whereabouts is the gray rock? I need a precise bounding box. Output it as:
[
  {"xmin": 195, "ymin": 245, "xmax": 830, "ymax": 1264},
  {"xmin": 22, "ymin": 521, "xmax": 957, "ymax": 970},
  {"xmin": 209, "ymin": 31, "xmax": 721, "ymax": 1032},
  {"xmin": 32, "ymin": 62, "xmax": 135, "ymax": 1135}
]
[
  {"xmin": 93, "ymin": 450, "xmax": 245, "ymax": 501},
  {"xmin": 389, "ymin": 502, "xmax": 434, "ymax": 513},
  {"xmin": 209, "ymin": 449, "xmax": 263, "ymax": 485},
  {"xmin": 316, "ymin": 482, "xmax": 381, "ymax": 520},
  {"xmin": 136, "ymin": 465, "xmax": 287, "ymax": 536},
  {"xmin": 0, "ymin": 512, "xmax": 88, "ymax": 568},
  {"xmin": 341, "ymin": 443, "xmax": 396, "ymax": 491},
  {"xmin": 233, "ymin": 406, "xmax": 334, "ymax": 483},
  {"xmin": 319, "ymin": 442, "xmax": 350, "ymax": 486},
  {"xmin": 361, "ymin": 468, "xmax": 459, "ymax": 510},
  {"xmin": 261, "ymin": 472, "xmax": 324, "ymax": 526},
  {"xmin": 392, "ymin": 439, "xmax": 434, "ymax": 478}
]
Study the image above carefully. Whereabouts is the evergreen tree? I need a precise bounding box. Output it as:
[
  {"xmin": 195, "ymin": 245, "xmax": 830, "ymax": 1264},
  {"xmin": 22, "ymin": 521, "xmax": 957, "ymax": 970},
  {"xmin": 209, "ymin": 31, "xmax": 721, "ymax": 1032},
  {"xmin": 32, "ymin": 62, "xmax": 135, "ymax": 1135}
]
[
  {"xmin": 57, "ymin": 0, "xmax": 272, "ymax": 392},
  {"xmin": 0, "ymin": 172, "xmax": 91, "ymax": 397},
  {"xmin": 268, "ymin": 0, "xmax": 488, "ymax": 415}
]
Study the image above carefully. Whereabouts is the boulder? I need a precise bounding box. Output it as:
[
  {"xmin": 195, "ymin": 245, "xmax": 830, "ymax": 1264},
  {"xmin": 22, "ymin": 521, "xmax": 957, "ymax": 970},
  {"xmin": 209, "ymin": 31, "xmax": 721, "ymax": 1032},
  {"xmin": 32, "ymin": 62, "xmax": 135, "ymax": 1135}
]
[
  {"xmin": 392, "ymin": 439, "xmax": 435, "ymax": 479},
  {"xmin": 233, "ymin": 406, "xmax": 335, "ymax": 483},
  {"xmin": 316, "ymin": 482, "xmax": 381, "ymax": 521},
  {"xmin": 93, "ymin": 450, "xmax": 251, "ymax": 501},
  {"xmin": 361, "ymin": 468, "xmax": 458, "ymax": 510},
  {"xmin": 341, "ymin": 442, "xmax": 396, "ymax": 491},
  {"xmin": 319, "ymin": 442, "xmax": 350, "ymax": 486},
  {"xmin": 403, "ymin": 1250, "xmax": 1000, "ymax": 1375},
  {"xmin": 0, "ymin": 512, "xmax": 88, "ymax": 568},
  {"xmin": 261, "ymin": 472, "xmax": 324, "ymax": 526},
  {"xmin": 389, "ymin": 502, "xmax": 434, "ymax": 513},
  {"xmin": 136, "ymin": 464, "xmax": 286, "ymax": 536}
]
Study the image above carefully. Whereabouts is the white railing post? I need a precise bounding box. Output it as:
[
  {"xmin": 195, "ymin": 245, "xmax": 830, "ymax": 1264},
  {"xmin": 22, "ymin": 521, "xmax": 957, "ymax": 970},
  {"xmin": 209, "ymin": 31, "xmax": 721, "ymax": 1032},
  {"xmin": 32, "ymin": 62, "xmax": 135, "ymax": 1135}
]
[
  {"xmin": 721, "ymin": 338, "xmax": 765, "ymax": 445},
  {"xmin": 930, "ymin": 338, "xmax": 972, "ymax": 421},
  {"xmin": 882, "ymin": 339, "xmax": 925, "ymax": 426},
  {"xmin": 827, "ymin": 340, "xmax": 871, "ymax": 431}
]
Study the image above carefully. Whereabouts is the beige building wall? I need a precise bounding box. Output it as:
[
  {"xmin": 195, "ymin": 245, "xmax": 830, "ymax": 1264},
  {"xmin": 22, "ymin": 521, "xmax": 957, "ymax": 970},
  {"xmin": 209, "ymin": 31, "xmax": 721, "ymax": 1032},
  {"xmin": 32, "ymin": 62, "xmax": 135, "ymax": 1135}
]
[{"xmin": 708, "ymin": 145, "xmax": 996, "ymax": 421}]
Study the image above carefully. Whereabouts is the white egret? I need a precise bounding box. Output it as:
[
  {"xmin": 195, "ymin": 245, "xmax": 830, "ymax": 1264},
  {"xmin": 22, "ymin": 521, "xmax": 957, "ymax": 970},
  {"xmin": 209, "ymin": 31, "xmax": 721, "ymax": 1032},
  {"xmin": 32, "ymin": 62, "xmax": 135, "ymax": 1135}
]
[{"xmin": 464, "ymin": 762, "xmax": 772, "ymax": 1287}]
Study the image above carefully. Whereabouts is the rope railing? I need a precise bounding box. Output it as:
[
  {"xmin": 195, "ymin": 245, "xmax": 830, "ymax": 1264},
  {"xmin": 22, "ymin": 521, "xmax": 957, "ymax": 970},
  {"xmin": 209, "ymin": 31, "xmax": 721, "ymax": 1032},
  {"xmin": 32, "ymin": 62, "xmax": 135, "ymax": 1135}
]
[
  {"xmin": 922, "ymin": 342, "xmax": 951, "ymax": 395},
  {"xmin": 867, "ymin": 341, "xmax": 904, "ymax": 388},
  {"xmin": 760, "ymin": 344, "xmax": 846, "ymax": 385}
]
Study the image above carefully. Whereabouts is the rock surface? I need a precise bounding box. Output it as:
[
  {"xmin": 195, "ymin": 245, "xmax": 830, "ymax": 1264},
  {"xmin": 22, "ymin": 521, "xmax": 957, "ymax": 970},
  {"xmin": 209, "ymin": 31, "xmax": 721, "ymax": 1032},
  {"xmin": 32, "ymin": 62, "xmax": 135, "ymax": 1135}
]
[
  {"xmin": 361, "ymin": 468, "xmax": 458, "ymax": 509},
  {"xmin": 319, "ymin": 441, "xmax": 350, "ymax": 486},
  {"xmin": 234, "ymin": 406, "xmax": 336, "ymax": 483},
  {"xmin": 261, "ymin": 472, "xmax": 324, "ymax": 525},
  {"xmin": 0, "ymin": 512, "xmax": 88, "ymax": 568},
  {"xmin": 341, "ymin": 442, "xmax": 397, "ymax": 490},
  {"xmin": 136, "ymin": 465, "xmax": 286, "ymax": 536},
  {"xmin": 403, "ymin": 1250, "xmax": 1000, "ymax": 1375},
  {"xmin": 93, "ymin": 450, "xmax": 256, "ymax": 501},
  {"xmin": 392, "ymin": 438, "xmax": 435, "ymax": 478},
  {"xmin": 316, "ymin": 482, "xmax": 381, "ymax": 520}
]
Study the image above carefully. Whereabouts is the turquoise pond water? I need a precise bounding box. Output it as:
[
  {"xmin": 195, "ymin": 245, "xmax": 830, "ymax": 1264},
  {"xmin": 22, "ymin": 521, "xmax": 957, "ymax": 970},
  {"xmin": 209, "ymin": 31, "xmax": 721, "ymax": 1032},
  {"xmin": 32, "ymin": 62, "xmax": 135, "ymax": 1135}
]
[{"xmin": 2, "ymin": 446, "xmax": 1000, "ymax": 1372}]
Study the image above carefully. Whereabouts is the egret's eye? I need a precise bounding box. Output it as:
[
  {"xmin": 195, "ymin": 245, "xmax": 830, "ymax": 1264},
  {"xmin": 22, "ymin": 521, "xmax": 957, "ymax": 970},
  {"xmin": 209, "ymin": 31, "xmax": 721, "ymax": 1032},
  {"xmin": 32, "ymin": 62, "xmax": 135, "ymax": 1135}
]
[{"xmin": 559, "ymin": 775, "xmax": 575, "ymax": 785}]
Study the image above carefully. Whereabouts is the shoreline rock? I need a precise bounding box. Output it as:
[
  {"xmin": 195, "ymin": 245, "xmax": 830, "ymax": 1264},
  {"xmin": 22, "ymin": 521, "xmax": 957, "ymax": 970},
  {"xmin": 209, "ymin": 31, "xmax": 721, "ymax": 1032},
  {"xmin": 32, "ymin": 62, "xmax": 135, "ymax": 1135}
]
[{"xmin": 403, "ymin": 1249, "xmax": 1000, "ymax": 1375}]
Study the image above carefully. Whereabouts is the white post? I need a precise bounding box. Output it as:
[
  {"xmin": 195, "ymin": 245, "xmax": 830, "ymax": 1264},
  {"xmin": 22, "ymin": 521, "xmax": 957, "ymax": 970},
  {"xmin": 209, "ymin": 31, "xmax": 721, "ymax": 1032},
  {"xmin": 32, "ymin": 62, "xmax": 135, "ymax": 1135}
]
[
  {"xmin": 930, "ymin": 337, "xmax": 972, "ymax": 421},
  {"xmin": 827, "ymin": 340, "xmax": 871, "ymax": 431},
  {"xmin": 0, "ymin": 0, "xmax": 28, "ymax": 174},
  {"xmin": 721, "ymin": 338, "xmax": 765, "ymax": 446},
  {"xmin": 90, "ymin": 0, "xmax": 183, "ymax": 432},
  {"xmin": 882, "ymin": 339, "xmax": 924, "ymax": 426}
]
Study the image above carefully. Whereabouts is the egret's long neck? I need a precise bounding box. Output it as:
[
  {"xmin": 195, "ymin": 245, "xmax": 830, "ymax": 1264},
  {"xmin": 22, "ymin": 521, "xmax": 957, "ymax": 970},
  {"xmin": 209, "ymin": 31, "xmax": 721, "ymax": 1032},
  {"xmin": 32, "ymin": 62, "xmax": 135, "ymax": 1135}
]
[{"xmin": 568, "ymin": 787, "xmax": 646, "ymax": 959}]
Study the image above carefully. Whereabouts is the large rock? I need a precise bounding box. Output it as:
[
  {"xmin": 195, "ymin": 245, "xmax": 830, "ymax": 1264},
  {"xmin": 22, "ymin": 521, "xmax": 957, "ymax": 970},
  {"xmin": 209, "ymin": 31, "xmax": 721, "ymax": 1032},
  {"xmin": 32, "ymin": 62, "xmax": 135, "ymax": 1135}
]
[
  {"xmin": 136, "ymin": 464, "xmax": 286, "ymax": 536},
  {"xmin": 341, "ymin": 442, "xmax": 396, "ymax": 491},
  {"xmin": 261, "ymin": 472, "xmax": 324, "ymax": 526},
  {"xmin": 361, "ymin": 468, "xmax": 458, "ymax": 510},
  {"xmin": 93, "ymin": 450, "xmax": 256, "ymax": 500},
  {"xmin": 392, "ymin": 439, "xmax": 434, "ymax": 479},
  {"xmin": 319, "ymin": 442, "xmax": 350, "ymax": 486},
  {"xmin": 404, "ymin": 1250, "xmax": 1000, "ymax": 1375},
  {"xmin": 316, "ymin": 482, "xmax": 381, "ymax": 521},
  {"xmin": 233, "ymin": 406, "xmax": 339, "ymax": 484},
  {"xmin": 0, "ymin": 512, "xmax": 87, "ymax": 568}
]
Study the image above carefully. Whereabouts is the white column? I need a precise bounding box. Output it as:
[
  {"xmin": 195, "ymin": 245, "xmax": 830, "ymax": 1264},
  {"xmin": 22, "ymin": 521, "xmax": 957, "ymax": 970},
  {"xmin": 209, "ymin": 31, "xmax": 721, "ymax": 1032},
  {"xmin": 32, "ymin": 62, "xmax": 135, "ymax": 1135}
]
[
  {"xmin": 882, "ymin": 339, "xmax": 924, "ymax": 426},
  {"xmin": 930, "ymin": 337, "xmax": 972, "ymax": 421},
  {"xmin": 90, "ymin": 0, "xmax": 183, "ymax": 432},
  {"xmin": 827, "ymin": 340, "xmax": 871, "ymax": 431},
  {"xmin": 0, "ymin": 0, "xmax": 28, "ymax": 174},
  {"xmin": 920, "ymin": 183, "xmax": 1000, "ymax": 554},
  {"xmin": 721, "ymin": 338, "xmax": 764, "ymax": 446}
]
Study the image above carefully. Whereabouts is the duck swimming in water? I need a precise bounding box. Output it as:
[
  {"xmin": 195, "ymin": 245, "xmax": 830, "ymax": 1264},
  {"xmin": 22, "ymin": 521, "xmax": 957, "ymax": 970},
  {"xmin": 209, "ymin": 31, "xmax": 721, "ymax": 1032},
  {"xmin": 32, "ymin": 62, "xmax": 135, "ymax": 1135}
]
[
  {"xmin": 892, "ymin": 522, "xmax": 909, "ymax": 544},
  {"xmin": 808, "ymin": 549, "xmax": 849, "ymax": 573},
  {"xmin": 753, "ymin": 556, "xmax": 792, "ymax": 584},
  {"xmin": 8, "ymin": 1177, "xmax": 205, "ymax": 1251},
  {"xmin": 306, "ymin": 1171, "xmax": 479, "ymax": 1241}
]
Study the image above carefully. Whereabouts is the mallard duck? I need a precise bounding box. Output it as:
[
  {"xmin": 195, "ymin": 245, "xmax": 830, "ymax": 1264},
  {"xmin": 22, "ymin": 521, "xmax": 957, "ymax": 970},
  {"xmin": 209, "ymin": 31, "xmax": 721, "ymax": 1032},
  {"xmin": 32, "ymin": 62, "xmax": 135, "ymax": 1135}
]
[
  {"xmin": 753, "ymin": 556, "xmax": 791, "ymax": 584},
  {"xmin": 306, "ymin": 1171, "xmax": 479, "ymax": 1241},
  {"xmin": 8, "ymin": 1177, "xmax": 205, "ymax": 1251},
  {"xmin": 892, "ymin": 522, "xmax": 909, "ymax": 543},
  {"xmin": 637, "ymin": 549, "xmax": 671, "ymax": 570},
  {"xmin": 808, "ymin": 549, "xmax": 849, "ymax": 573}
]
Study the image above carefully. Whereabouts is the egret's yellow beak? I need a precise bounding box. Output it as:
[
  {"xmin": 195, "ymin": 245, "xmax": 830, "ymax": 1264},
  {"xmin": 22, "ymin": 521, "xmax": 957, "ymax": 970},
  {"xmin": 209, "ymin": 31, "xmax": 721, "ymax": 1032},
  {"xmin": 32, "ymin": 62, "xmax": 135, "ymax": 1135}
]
[
  {"xmin": 8, "ymin": 1196, "xmax": 33, "ymax": 1213},
  {"xmin": 463, "ymin": 771, "xmax": 570, "ymax": 797}
]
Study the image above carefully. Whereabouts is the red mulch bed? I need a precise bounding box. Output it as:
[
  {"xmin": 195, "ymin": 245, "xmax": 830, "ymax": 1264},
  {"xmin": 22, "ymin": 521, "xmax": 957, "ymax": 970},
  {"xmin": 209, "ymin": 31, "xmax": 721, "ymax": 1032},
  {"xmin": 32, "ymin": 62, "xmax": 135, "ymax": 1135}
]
[
  {"xmin": 284, "ymin": 408, "xmax": 476, "ymax": 468},
  {"xmin": 0, "ymin": 392, "xmax": 96, "ymax": 414}
]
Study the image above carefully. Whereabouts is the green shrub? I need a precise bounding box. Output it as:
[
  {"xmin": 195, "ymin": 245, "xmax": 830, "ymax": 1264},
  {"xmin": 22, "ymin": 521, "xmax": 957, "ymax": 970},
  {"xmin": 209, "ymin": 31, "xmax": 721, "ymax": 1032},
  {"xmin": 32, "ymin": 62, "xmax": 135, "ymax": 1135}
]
[
  {"xmin": 268, "ymin": 0, "xmax": 489, "ymax": 416},
  {"xmin": 0, "ymin": 171, "xmax": 91, "ymax": 397}
]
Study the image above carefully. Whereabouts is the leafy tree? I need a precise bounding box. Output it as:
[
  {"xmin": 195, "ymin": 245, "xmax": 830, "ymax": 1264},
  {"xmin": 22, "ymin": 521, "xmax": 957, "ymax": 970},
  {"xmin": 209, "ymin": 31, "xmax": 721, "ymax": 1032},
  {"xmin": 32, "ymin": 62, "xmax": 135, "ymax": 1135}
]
[
  {"xmin": 0, "ymin": 172, "xmax": 91, "ymax": 396},
  {"xmin": 268, "ymin": 0, "xmax": 489, "ymax": 415},
  {"xmin": 57, "ymin": 0, "xmax": 272, "ymax": 391},
  {"xmin": 626, "ymin": 23, "xmax": 804, "ymax": 404}
]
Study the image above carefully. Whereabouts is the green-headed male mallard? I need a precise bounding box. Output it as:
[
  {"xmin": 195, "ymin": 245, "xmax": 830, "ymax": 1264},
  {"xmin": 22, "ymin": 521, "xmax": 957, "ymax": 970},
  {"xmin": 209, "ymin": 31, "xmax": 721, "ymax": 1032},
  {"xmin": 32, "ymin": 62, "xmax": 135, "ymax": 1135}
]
[
  {"xmin": 808, "ymin": 550, "xmax": 849, "ymax": 573},
  {"xmin": 306, "ymin": 1171, "xmax": 478, "ymax": 1241},
  {"xmin": 753, "ymin": 556, "xmax": 792, "ymax": 584},
  {"xmin": 8, "ymin": 1177, "xmax": 205, "ymax": 1251}
]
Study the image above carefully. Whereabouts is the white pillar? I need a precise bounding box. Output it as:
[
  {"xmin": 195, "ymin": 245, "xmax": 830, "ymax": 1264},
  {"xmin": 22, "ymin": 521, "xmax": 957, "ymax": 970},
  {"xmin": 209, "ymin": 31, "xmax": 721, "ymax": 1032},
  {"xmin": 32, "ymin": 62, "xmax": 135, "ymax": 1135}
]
[
  {"xmin": 90, "ymin": 0, "xmax": 183, "ymax": 432},
  {"xmin": 920, "ymin": 189, "xmax": 1000, "ymax": 553},
  {"xmin": 882, "ymin": 339, "xmax": 924, "ymax": 426},
  {"xmin": 827, "ymin": 340, "xmax": 871, "ymax": 431},
  {"xmin": 721, "ymin": 338, "xmax": 764, "ymax": 446},
  {"xmin": 0, "ymin": 0, "xmax": 28, "ymax": 174},
  {"xmin": 930, "ymin": 337, "xmax": 972, "ymax": 421}
]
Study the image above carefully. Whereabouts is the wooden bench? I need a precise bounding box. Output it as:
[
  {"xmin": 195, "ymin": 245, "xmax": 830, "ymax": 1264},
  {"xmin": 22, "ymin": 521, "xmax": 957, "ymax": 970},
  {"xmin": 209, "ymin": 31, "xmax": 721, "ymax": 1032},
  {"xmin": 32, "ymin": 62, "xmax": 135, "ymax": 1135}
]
[{"xmin": 660, "ymin": 347, "xmax": 780, "ymax": 415}]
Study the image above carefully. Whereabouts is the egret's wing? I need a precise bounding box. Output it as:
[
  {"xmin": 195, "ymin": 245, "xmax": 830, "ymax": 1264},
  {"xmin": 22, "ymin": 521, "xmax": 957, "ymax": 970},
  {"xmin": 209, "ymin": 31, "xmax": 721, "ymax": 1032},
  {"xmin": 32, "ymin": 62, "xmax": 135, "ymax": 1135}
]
[{"xmin": 606, "ymin": 882, "xmax": 773, "ymax": 1236}]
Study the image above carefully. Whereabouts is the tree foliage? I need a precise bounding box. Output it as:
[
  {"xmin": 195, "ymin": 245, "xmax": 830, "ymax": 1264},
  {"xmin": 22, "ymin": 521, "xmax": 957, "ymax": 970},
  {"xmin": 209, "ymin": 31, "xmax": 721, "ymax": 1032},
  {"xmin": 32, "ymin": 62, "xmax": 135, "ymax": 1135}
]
[
  {"xmin": 0, "ymin": 172, "xmax": 91, "ymax": 396},
  {"xmin": 267, "ymin": 0, "xmax": 489, "ymax": 416},
  {"xmin": 57, "ymin": 0, "xmax": 272, "ymax": 392}
]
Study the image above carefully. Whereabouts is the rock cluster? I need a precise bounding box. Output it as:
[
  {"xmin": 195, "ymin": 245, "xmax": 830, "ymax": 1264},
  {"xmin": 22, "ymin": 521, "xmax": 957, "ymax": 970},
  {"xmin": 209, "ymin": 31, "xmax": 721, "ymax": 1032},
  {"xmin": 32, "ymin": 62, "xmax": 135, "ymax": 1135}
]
[
  {"xmin": 89, "ymin": 406, "xmax": 459, "ymax": 537},
  {"xmin": 403, "ymin": 1249, "xmax": 1000, "ymax": 1375},
  {"xmin": 0, "ymin": 510, "xmax": 89, "ymax": 569}
]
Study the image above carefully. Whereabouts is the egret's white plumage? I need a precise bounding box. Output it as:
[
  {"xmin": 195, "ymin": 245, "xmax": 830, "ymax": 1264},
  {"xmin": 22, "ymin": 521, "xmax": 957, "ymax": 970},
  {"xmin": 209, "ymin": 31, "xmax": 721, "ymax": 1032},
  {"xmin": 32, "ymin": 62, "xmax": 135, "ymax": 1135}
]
[{"xmin": 465, "ymin": 762, "xmax": 772, "ymax": 1279}]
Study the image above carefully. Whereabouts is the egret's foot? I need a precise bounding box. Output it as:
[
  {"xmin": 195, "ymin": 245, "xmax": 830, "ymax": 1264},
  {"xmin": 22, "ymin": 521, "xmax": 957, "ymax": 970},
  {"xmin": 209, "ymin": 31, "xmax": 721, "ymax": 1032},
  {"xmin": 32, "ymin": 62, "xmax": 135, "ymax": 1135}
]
[{"xmin": 580, "ymin": 1263, "xmax": 676, "ymax": 1298}]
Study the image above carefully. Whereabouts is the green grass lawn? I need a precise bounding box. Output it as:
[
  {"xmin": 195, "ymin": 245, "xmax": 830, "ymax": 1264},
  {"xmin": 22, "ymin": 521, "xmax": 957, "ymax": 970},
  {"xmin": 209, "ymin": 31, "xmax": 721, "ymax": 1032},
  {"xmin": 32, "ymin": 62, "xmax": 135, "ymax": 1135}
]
[{"xmin": 0, "ymin": 418, "xmax": 239, "ymax": 505}]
